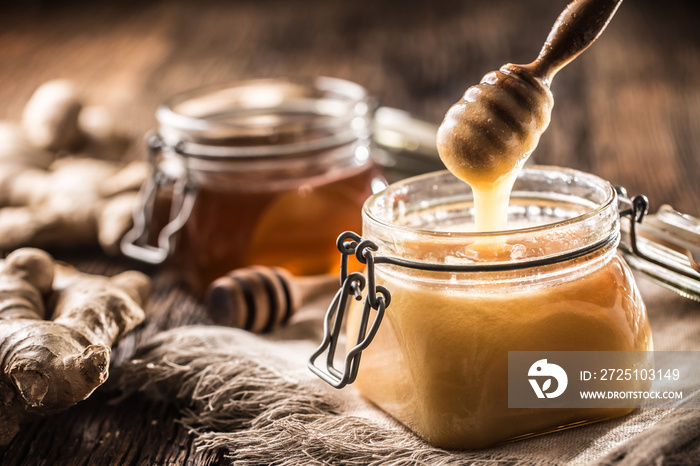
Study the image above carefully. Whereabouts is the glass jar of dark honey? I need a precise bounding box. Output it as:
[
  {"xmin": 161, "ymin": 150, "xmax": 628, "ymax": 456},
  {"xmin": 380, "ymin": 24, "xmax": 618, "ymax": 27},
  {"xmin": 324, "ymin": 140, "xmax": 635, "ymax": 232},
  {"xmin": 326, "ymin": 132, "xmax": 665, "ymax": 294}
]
[{"xmin": 122, "ymin": 77, "xmax": 385, "ymax": 292}]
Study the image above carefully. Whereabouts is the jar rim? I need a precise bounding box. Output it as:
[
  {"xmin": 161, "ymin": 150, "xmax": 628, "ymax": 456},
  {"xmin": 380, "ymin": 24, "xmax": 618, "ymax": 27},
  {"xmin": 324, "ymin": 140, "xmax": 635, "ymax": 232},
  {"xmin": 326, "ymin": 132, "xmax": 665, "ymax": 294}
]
[
  {"xmin": 156, "ymin": 77, "xmax": 373, "ymax": 159},
  {"xmin": 362, "ymin": 165, "xmax": 619, "ymax": 267},
  {"xmin": 365, "ymin": 166, "xmax": 615, "ymax": 236}
]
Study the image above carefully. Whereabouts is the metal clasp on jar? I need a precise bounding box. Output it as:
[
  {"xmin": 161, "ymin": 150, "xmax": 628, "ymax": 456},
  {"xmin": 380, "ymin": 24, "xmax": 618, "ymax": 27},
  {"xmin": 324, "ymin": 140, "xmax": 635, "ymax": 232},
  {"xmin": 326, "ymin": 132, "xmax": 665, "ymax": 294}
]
[
  {"xmin": 617, "ymin": 187, "xmax": 700, "ymax": 301},
  {"xmin": 308, "ymin": 232, "xmax": 390, "ymax": 388},
  {"xmin": 121, "ymin": 134, "xmax": 198, "ymax": 264}
]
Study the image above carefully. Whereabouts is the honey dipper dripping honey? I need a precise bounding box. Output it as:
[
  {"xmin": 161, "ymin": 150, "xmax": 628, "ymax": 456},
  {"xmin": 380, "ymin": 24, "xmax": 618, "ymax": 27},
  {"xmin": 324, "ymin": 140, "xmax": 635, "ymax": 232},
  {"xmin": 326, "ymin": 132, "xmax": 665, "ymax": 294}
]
[{"xmin": 437, "ymin": 0, "xmax": 623, "ymax": 232}]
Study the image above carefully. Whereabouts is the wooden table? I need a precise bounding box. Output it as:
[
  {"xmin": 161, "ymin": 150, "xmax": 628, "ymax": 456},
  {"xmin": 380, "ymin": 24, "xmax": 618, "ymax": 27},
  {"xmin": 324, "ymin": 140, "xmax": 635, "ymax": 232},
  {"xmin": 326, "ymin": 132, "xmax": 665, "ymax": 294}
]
[{"xmin": 1, "ymin": 0, "xmax": 699, "ymax": 463}]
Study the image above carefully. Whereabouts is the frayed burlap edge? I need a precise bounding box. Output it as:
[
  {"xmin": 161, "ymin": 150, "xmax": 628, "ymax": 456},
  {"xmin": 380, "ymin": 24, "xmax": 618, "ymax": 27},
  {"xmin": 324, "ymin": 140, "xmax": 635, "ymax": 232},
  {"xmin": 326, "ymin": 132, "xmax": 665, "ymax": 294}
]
[{"xmin": 113, "ymin": 325, "xmax": 546, "ymax": 466}]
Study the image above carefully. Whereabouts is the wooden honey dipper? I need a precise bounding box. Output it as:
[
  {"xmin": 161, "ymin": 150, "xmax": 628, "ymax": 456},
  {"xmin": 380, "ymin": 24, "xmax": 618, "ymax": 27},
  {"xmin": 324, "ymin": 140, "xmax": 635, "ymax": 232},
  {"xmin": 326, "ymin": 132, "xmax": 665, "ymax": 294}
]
[
  {"xmin": 206, "ymin": 266, "xmax": 339, "ymax": 333},
  {"xmin": 437, "ymin": 0, "xmax": 623, "ymax": 189}
]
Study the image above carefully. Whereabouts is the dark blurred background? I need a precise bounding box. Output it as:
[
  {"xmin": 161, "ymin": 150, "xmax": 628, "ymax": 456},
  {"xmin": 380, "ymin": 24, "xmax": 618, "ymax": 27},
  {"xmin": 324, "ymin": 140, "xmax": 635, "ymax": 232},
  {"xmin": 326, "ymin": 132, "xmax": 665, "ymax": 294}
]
[{"xmin": 2, "ymin": 0, "xmax": 699, "ymax": 214}]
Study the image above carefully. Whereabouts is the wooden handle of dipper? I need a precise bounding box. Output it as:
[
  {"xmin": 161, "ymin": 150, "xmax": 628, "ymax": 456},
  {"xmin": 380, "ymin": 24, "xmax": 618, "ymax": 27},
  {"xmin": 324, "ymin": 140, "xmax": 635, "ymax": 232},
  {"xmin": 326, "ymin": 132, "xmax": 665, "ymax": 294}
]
[
  {"xmin": 528, "ymin": 0, "xmax": 623, "ymax": 83},
  {"xmin": 206, "ymin": 266, "xmax": 339, "ymax": 333}
]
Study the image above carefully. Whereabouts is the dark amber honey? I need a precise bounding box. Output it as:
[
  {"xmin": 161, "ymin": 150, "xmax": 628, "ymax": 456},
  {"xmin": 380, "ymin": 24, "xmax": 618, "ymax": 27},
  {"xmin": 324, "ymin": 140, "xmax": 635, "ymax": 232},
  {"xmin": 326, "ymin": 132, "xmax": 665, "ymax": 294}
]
[{"xmin": 170, "ymin": 161, "xmax": 378, "ymax": 292}]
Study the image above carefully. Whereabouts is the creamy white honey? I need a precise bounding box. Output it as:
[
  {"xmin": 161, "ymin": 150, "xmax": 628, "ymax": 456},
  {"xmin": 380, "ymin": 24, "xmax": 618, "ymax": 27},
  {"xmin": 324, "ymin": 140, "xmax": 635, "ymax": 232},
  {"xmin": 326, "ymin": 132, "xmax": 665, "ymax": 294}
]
[
  {"xmin": 347, "ymin": 168, "xmax": 653, "ymax": 449},
  {"xmin": 348, "ymin": 246, "xmax": 651, "ymax": 449}
]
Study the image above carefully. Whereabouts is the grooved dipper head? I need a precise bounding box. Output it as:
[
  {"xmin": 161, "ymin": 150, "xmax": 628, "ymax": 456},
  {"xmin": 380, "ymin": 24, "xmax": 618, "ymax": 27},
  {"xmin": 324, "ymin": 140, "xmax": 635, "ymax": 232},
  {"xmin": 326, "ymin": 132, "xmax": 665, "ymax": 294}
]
[{"xmin": 437, "ymin": 64, "xmax": 553, "ymax": 188}]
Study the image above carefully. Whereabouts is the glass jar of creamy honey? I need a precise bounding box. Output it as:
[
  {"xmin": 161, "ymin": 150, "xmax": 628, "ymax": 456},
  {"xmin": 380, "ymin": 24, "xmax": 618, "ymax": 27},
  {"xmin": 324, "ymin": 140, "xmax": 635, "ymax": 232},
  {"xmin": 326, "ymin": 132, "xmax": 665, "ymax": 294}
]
[
  {"xmin": 310, "ymin": 166, "xmax": 665, "ymax": 449},
  {"xmin": 121, "ymin": 77, "xmax": 384, "ymax": 292}
]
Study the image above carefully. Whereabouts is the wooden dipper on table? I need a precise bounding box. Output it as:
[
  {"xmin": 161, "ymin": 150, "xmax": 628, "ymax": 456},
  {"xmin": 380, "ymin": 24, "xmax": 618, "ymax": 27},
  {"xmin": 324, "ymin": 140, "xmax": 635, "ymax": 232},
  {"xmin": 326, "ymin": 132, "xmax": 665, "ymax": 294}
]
[
  {"xmin": 206, "ymin": 266, "xmax": 339, "ymax": 333},
  {"xmin": 437, "ymin": 0, "xmax": 624, "ymax": 189}
]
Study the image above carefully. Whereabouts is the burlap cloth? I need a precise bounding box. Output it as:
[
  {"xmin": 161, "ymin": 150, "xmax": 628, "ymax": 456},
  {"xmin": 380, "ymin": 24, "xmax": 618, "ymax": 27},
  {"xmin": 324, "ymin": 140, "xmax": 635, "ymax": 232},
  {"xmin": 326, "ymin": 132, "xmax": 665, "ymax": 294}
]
[{"xmin": 115, "ymin": 273, "xmax": 700, "ymax": 465}]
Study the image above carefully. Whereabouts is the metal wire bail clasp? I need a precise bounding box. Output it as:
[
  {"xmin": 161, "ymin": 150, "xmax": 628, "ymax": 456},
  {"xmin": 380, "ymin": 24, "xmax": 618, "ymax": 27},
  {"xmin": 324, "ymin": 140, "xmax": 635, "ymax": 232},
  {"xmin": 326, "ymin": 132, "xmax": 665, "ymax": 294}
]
[
  {"xmin": 616, "ymin": 187, "xmax": 700, "ymax": 301},
  {"xmin": 121, "ymin": 133, "xmax": 198, "ymax": 264},
  {"xmin": 308, "ymin": 231, "xmax": 391, "ymax": 389}
]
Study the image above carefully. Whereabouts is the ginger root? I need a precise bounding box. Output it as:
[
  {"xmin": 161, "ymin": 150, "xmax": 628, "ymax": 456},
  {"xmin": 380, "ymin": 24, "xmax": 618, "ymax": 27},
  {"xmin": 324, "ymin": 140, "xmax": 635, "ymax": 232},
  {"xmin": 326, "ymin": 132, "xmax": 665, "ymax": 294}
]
[
  {"xmin": 0, "ymin": 122, "xmax": 54, "ymax": 170},
  {"xmin": 0, "ymin": 248, "xmax": 150, "ymax": 445},
  {"xmin": 21, "ymin": 80, "xmax": 83, "ymax": 152},
  {"xmin": 0, "ymin": 80, "xmax": 148, "ymax": 255},
  {"xmin": 0, "ymin": 157, "xmax": 147, "ymax": 252}
]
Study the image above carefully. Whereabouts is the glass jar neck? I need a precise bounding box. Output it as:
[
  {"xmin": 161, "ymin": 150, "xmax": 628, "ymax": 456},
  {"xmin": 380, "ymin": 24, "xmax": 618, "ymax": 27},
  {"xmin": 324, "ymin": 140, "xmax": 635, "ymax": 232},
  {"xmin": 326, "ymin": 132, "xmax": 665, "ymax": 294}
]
[
  {"xmin": 362, "ymin": 166, "xmax": 620, "ymax": 274},
  {"xmin": 157, "ymin": 139, "xmax": 373, "ymax": 190},
  {"xmin": 156, "ymin": 77, "xmax": 373, "ymax": 159}
]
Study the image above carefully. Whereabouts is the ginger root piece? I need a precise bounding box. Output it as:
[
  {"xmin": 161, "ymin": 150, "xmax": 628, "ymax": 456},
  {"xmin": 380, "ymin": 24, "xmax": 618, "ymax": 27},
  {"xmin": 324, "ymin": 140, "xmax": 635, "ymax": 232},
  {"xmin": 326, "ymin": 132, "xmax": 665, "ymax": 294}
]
[
  {"xmin": 21, "ymin": 80, "xmax": 84, "ymax": 152},
  {"xmin": 0, "ymin": 123, "xmax": 55, "ymax": 170},
  {"xmin": 0, "ymin": 248, "xmax": 150, "ymax": 446},
  {"xmin": 0, "ymin": 79, "xmax": 150, "ymax": 255},
  {"xmin": 78, "ymin": 105, "xmax": 132, "ymax": 161},
  {"xmin": 99, "ymin": 160, "xmax": 151, "ymax": 198},
  {"xmin": 0, "ymin": 157, "xmax": 148, "ymax": 253},
  {"xmin": 0, "ymin": 123, "xmax": 56, "ymax": 207},
  {"xmin": 98, "ymin": 191, "xmax": 141, "ymax": 255}
]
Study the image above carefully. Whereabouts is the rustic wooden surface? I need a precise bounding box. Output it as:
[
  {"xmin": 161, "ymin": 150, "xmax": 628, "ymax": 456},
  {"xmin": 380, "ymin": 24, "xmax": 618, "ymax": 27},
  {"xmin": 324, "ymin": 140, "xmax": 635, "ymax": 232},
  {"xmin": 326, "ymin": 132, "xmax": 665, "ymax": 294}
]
[{"xmin": 1, "ymin": 0, "xmax": 699, "ymax": 464}]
